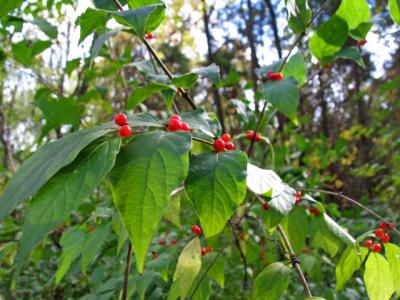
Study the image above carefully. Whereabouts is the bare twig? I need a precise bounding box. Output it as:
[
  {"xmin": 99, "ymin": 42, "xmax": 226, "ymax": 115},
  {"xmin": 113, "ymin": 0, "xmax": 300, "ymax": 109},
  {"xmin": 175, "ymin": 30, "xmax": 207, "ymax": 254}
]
[
  {"xmin": 277, "ymin": 225, "xmax": 312, "ymax": 298},
  {"xmin": 229, "ymin": 221, "xmax": 248, "ymax": 290}
]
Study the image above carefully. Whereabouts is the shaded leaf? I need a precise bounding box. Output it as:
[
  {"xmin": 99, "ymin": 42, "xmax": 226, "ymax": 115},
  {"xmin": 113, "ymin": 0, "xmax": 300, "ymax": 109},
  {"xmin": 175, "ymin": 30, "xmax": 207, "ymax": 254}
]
[
  {"xmin": 78, "ymin": 8, "xmax": 109, "ymax": 43},
  {"xmin": 128, "ymin": 82, "xmax": 173, "ymax": 109},
  {"xmin": 126, "ymin": 111, "xmax": 163, "ymax": 127},
  {"xmin": 364, "ymin": 253, "xmax": 395, "ymax": 300},
  {"xmin": 334, "ymin": 47, "xmax": 365, "ymax": 68},
  {"xmin": 285, "ymin": 0, "xmax": 312, "ymax": 34},
  {"xmin": 335, "ymin": 247, "xmax": 368, "ymax": 291},
  {"xmin": 252, "ymin": 262, "xmax": 290, "ymax": 300},
  {"xmin": 385, "ymin": 243, "xmax": 400, "ymax": 295},
  {"xmin": 91, "ymin": 31, "xmax": 118, "ymax": 61}
]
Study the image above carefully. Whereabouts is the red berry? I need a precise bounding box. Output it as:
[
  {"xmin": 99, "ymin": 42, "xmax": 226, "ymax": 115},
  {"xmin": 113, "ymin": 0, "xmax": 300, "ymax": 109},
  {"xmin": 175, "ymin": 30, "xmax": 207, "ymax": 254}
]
[
  {"xmin": 145, "ymin": 32, "xmax": 155, "ymax": 40},
  {"xmin": 207, "ymin": 247, "xmax": 213, "ymax": 253},
  {"xmin": 364, "ymin": 239, "xmax": 373, "ymax": 248},
  {"xmin": 356, "ymin": 38, "xmax": 367, "ymax": 47},
  {"xmin": 114, "ymin": 113, "xmax": 128, "ymax": 126},
  {"xmin": 254, "ymin": 132, "xmax": 261, "ymax": 142},
  {"xmin": 167, "ymin": 118, "xmax": 182, "ymax": 132},
  {"xmin": 378, "ymin": 222, "xmax": 388, "ymax": 230},
  {"xmin": 181, "ymin": 122, "xmax": 191, "ymax": 132},
  {"xmin": 246, "ymin": 130, "xmax": 254, "ymax": 140},
  {"xmin": 119, "ymin": 125, "xmax": 132, "ymax": 137},
  {"xmin": 309, "ymin": 207, "xmax": 321, "ymax": 216},
  {"xmin": 383, "ymin": 234, "xmax": 390, "ymax": 244},
  {"xmin": 170, "ymin": 114, "xmax": 181, "ymax": 121},
  {"xmin": 221, "ymin": 133, "xmax": 231, "ymax": 142},
  {"xmin": 159, "ymin": 239, "xmax": 166, "ymax": 246},
  {"xmin": 262, "ymin": 203, "xmax": 269, "ymax": 211},
  {"xmin": 372, "ymin": 243, "xmax": 382, "ymax": 253},
  {"xmin": 301, "ymin": 249, "xmax": 311, "ymax": 254},
  {"xmin": 267, "ymin": 71, "xmax": 275, "ymax": 80},
  {"xmin": 225, "ymin": 142, "xmax": 235, "ymax": 151},
  {"xmin": 326, "ymin": 63, "xmax": 333, "ymax": 70},
  {"xmin": 274, "ymin": 72, "xmax": 283, "ymax": 81},
  {"xmin": 387, "ymin": 223, "xmax": 395, "ymax": 230},
  {"xmin": 295, "ymin": 191, "xmax": 302, "ymax": 205},
  {"xmin": 213, "ymin": 139, "xmax": 225, "ymax": 152},
  {"xmin": 191, "ymin": 225, "xmax": 202, "ymax": 235},
  {"xmin": 375, "ymin": 229, "xmax": 385, "ymax": 238},
  {"xmin": 201, "ymin": 247, "xmax": 207, "ymax": 256},
  {"xmin": 171, "ymin": 239, "xmax": 177, "ymax": 245}
]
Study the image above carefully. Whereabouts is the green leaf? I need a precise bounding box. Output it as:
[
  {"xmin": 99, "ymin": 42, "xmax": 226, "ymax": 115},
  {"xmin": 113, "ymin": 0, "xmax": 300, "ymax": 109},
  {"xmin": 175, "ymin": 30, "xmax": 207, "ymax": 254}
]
[
  {"xmin": 334, "ymin": 47, "xmax": 365, "ymax": 68},
  {"xmin": 56, "ymin": 227, "xmax": 86, "ymax": 283},
  {"xmin": 171, "ymin": 73, "xmax": 199, "ymax": 88},
  {"xmin": 335, "ymin": 0, "xmax": 371, "ymax": 30},
  {"xmin": 31, "ymin": 18, "xmax": 58, "ymax": 39},
  {"xmin": 111, "ymin": 131, "xmax": 192, "ymax": 273},
  {"xmin": 389, "ymin": 0, "xmax": 400, "ymax": 24},
  {"xmin": 285, "ymin": 0, "xmax": 312, "ymax": 34},
  {"xmin": 349, "ymin": 22, "xmax": 373, "ymax": 40},
  {"xmin": 385, "ymin": 243, "xmax": 400, "ymax": 294},
  {"xmin": 252, "ymin": 262, "xmax": 290, "ymax": 300},
  {"xmin": 78, "ymin": 8, "xmax": 110, "ymax": 43},
  {"xmin": 281, "ymin": 206, "xmax": 309, "ymax": 254},
  {"xmin": 364, "ymin": 253, "xmax": 395, "ymax": 300},
  {"xmin": 128, "ymin": 82, "xmax": 173, "ymax": 109},
  {"xmin": 282, "ymin": 53, "xmax": 307, "ymax": 86},
  {"xmin": 309, "ymin": 16, "xmax": 349, "ymax": 63},
  {"xmin": 0, "ymin": 0, "xmax": 22, "ymax": 18},
  {"xmin": 324, "ymin": 214, "xmax": 356, "ymax": 249},
  {"xmin": 311, "ymin": 216, "xmax": 340, "ymax": 257},
  {"xmin": 262, "ymin": 77, "xmax": 300, "ymax": 125},
  {"xmin": 91, "ymin": 31, "xmax": 117, "ymax": 61},
  {"xmin": 207, "ymin": 254, "xmax": 225, "ymax": 288},
  {"xmin": 305, "ymin": 298, "xmax": 327, "ymax": 300},
  {"xmin": 172, "ymin": 237, "xmax": 202, "ymax": 299},
  {"xmin": 81, "ymin": 223, "xmax": 110, "ymax": 273},
  {"xmin": 129, "ymin": 0, "xmax": 162, "ymax": 8},
  {"xmin": 14, "ymin": 138, "xmax": 120, "ymax": 276},
  {"xmin": 66, "ymin": 58, "xmax": 81, "ymax": 76},
  {"xmin": 193, "ymin": 63, "xmax": 221, "ymax": 88},
  {"xmin": 164, "ymin": 194, "xmax": 181, "ymax": 228},
  {"xmin": 185, "ymin": 151, "xmax": 247, "ymax": 237},
  {"xmin": 0, "ymin": 125, "xmax": 114, "ymax": 220},
  {"xmin": 12, "ymin": 40, "xmax": 52, "ymax": 67},
  {"xmin": 180, "ymin": 109, "xmax": 220, "ymax": 137},
  {"xmin": 126, "ymin": 111, "xmax": 164, "ymax": 127},
  {"xmin": 335, "ymin": 247, "xmax": 367, "ymax": 291}
]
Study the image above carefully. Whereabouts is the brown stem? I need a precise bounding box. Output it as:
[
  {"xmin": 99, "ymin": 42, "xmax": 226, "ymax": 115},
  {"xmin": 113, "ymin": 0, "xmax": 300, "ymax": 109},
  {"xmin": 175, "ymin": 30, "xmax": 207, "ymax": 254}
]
[
  {"xmin": 277, "ymin": 225, "xmax": 312, "ymax": 298},
  {"xmin": 122, "ymin": 242, "xmax": 132, "ymax": 300},
  {"xmin": 229, "ymin": 221, "xmax": 248, "ymax": 290},
  {"xmin": 300, "ymin": 188, "xmax": 400, "ymax": 238}
]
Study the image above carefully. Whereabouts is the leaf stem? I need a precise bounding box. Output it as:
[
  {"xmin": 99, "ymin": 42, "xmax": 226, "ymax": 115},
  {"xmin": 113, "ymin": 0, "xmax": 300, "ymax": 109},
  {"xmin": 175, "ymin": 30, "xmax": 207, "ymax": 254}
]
[
  {"xmin": 122, "ymin": 242, "xmax": 132, "ymax": 300},
  {"xmin": 191, "ymin": 136, "xmax": 214, "ymax": 146}
]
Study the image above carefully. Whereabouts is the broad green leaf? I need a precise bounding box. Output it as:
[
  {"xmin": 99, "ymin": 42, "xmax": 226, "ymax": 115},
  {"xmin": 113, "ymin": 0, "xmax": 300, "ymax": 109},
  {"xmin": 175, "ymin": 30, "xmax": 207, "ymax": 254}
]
[
  {"xmin": 207, "ymin": 253, "xmax": 225, "ymax": 288},
  {"xmin": 127, "ymin": 111, "xmax": 164, "ymax": 127},
  {"xmin": 12, "ymin": 40, "xmax": 52, "ymax": 67},
  {"xmin": 31, "ymin": 18, "xmax": 58, "ymax": 39},
  {"xmin": 128, "ymin": 82, "xmax": 173, "ymax": 109},
  {"xmin": 309, "ymin": 16, "xmax": 349, "ymax": 63},
  {"xmin": 56, "ymin": 227, "xmax": 86, "ymax": 283},
  {"xmin": 193, "ymin": 63, "xmax": 221, "ymax": 88},
  {"xmin": 335, "ymin": 0, "xmax": 371, "ymax": 29},
  {"xmin": 0, "ymin": 125, "xmax": 114, "ymax": 220},
  {"xmin": 180, "ymin": 109, "xmax": 220, "ymax": 137},
  {"xmin": 285, "ymin": 0, "xmax": 312, "ymax": 34},
  {"xmin": 172, "ymin": 237, "xmax": 202, "ymax": 299},
  {"xmin": 81, "ymin": 223, "xmax": 110, "ymax": 272},
  {"xmin": 335, "ymin": 247, "xmax": 367, "ymax": 291},
  {"xmin": 171, "ymin": 73, "xmax": 199, "ymax": 89},
  {"xmin": 14, "ymin": 138, "xmax": 120, "ymax": 276},
  {"xmin": 389, "ymin": 0, "xmax": 400, "ymax": 24},
  {"xmin": 91, "ymin": 31, "xmax": 117, "ymax": 61},
  {"xmin": 262, "ymin": 77, "xmax": 300, "ymax": 125},
  {"xmin": 0, "ymin": 0, "xmax": 22, "ymax": 19},
  {"xmin": 311, "ymin": 216, "xmax": 340, "ymax": 257},
  {"xmin": 324, "ymin": 214, "xmax": 356, "ymax": 248},
  {"xmin": 349, "ymin": 22, "xmax": 373, "ymax": 40},
  {"xmin": 129, "ymin": 0, "xmax": 162, "ymax": 8},
  {"xmin": 147, "ymin": 253, "xmax": 169, "ymax": 281},
  {"xmin": 111, "ymin": 131, "xmax": 192, "ymax": 273},
  {"xmin": 252, "ymin": 262, "xmax": 290, "ymax": 300},
  {"xmin": 385, "ymin": 243, "xmax": 400, "ymax": 294},
  {"xmin": 281, "ymin": 206, "xmax": 309, "ymax": 254},
  {"xmin": 66, "ymin": 58, "xmax": 81, "ymax": 76},
  {"xmin": 164, "ymin": 194, "xmax": 181, "ymax": 228},
  {"xmin": 185, "ymin": 151, "xmax": 247, "ymax": 237},
  {"xmin": 334, "ymin": 47, "xmax": 365, "ymax": 68},
  {"xmin": 94, "ymin": 0, "xmax": 128, "ymax": 10},
  {"xmin": 128, "ymin": 271, "xmax": 157, "ymax": 300},
  {"xmin": 78, "ymin": 8, "xmax": 110, "ymax": 43},
  {"xmin": 364, "ymin": 253, "xmax": 395, "ymax": 300},
  {"xmin": 282, "ymin": 53, "xmax": 307, "ymax": 86}
]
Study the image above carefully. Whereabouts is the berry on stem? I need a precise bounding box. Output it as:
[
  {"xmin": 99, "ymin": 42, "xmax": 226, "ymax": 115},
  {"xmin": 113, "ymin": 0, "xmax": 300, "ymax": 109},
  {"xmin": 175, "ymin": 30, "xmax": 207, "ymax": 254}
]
[
  {"xmin": 372, "ymin": 243, "xmax": 382, "ymax": 253},
  {"xmin": 225, "ymin": 142, "xmax": 235, "ymax": 151},
  {"xmin": 356, "ymin": 38, "xmax": 367, "ymax": 47},
  {"xmin": 383, "ymin": 233, "xmax": 390, "ymax": 244},
  {"xmin": 181, "ymin": 122, "xmax": 191, "ymax": 132},
  {"xmin": 246, "ymin": 130, "xmax": 262, "ymax": 142},
  {"xmin": 159, "ymin": 239, "xmax": 166, "ymax": 246},
  {"xmin": 119, "ymin": 125, "xmax": 132, "ymax": 137},
  {"xmin": 170, "ymin": 239, "xmax": 177, "ymax": 245},
  {"xmin": 364, "ymin": 239, "xmax": 373, "ymax": 248},
  {"xmin": 378, "ymin": 222, "xmax": 388, "ymax": 229},
  {"xmin": 262, "ymin": 202, "xmax": 269, "ymax": 211},
  {"xmin": 247, "ymin": 130, "xmax": 254, "ymax": 140},
  {"xmin": 375, "ymin": 229, "xmax": 385, "ymax": 238},
  {"xmin": 267, "ymin": 70, "xmax": 284, "ymax": 81},
  {"xmin": 214, "ymin": 139, "xmax": 225, "ymax": 152},
  {"xmin": 170, "ymin": 114, "xmax": 181, "ymax": 121},
  {"xmin": 221, "ymin": 133, "xmax": 231, "ymax": 142},
  {"xmin": 191, "ymin": 225, "xmax": 202, "ymax": 235},
  {"xmin": 167, "ymin": 118, "xmax": 182, "ymax": 131},
  {"xmin": 145, "ymin": 32, "xmax": 155, "ymax": 40},
  {"xmin": 295, "ymin": 191, "xmax": 302, "ymax": 204},
  {"xmin": 207, "ymin": 247, "xmax": 213, "ymax": 253},
  {"xmin": 201, "ymin": 247, "xmax": 207, "ymax": 256},
  {"xmin": 309, "ymin": 207, "xmax": 321, "ymax": 216},
  {"xmin": 114, "ymin": 113, "xmax": 128, "ymax": 126}
]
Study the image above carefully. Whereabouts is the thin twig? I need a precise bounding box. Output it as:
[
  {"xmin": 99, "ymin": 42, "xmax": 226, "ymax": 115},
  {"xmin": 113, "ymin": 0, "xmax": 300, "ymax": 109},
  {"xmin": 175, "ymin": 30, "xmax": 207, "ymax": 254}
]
[
  {"xmin": 277, "ymin": 225, "xmax": 312, "ymax": 298},
  {"xmin": 301, "ymin": 188, "xmax": 400, "ymax": 238},
  {"xmin": 229, "ymin": 221, "xmax": 248, "ymax": 290},
  {"xmin": 192, "ymin": 136, "xmax": 214, "ymax": 146},
  {"xmin": 122, "ymin": 242, "xmax": 132, "ymax": 300}
]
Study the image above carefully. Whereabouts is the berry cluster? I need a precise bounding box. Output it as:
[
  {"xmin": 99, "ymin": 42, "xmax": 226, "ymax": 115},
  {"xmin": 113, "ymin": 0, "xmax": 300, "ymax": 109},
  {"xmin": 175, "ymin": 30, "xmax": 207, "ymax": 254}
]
[
  {"xmin": 167, "ymin": 114, "xmax": 191, "ymax": 132},
  {"xmin": 246, "ymin": 130, "xmax": 261, "ymax": 142},
  {"xmin": 144, "ymin": 32, "xmax": 155, "ymax": 40},
  {"xmin": 364, "ymin": 222, "xmax": 394, "ymax": 252},
  {"xmin": 201, "ymin": 247, "xmax": 213, "ymax": 256},
  {"xmin": 114, "ymin": 113, "xmax": 132, "ymax": 137},
  {"xmin": 191, "ymin": 224, "xmax": 202, "ymax": 235},
  {"xmin": 356, "ymin": 38, "xmax": 367, "ymax": 47},
  {"xmin": 267, "ymin": 71, "xmax": 284, "ymax": 81},
  {"xmin": 213, "ymin": 133, "xmax": 235, "ymax": 152}
]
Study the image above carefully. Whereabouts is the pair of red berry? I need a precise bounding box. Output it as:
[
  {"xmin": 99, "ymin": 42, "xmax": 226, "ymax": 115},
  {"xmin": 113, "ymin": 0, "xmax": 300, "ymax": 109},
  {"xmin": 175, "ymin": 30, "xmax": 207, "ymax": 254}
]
[
  {"xmin": 356, "ymin": 38, "xmax": 367, "ymax": 47},
  {"xmin": 267, "ymin": 71, "xmax": 284, "ymax": 81},
  {"xmin": 364, "ymin": 240, "xmax": 382, "ymax": 253},
  {"xmin": 309, "ymin": 207, "xmax": 321, "ymax": 216},
  {"xmin": 213, "ymin": 133, "xmax": 235, "ymax": 152},
  {"xmin": 191, "ymin": 225, "xmax": 202, "ymax": 235},
  {"xmin": 144, "ymin": 32, "xmax": 155, "ymax": 40},
  {"xmin": 167, "ymin": 115, "xmax": 191, "ymax": 132},
  {"xmin": 201, "ymin": 247, "xmax": 213, "ymax": 256},
  {"xmin": 246, "ymin": 130, "xmax": 261, "ymax": 142},
  {"xmin": 375, "ymin": 229, "xmax": 390, "ymax": 243},
  {"xmin": 159, "ymin": 239, "xmax": 177, "ymax": 246},
  {"xmin": 114, "ymin": 113, "xmax": 132, "ymax": 137}
]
